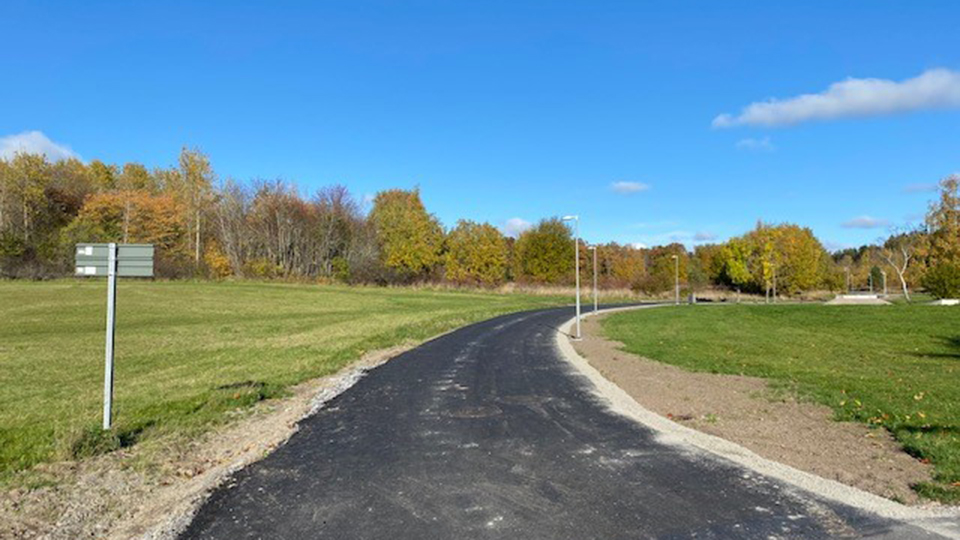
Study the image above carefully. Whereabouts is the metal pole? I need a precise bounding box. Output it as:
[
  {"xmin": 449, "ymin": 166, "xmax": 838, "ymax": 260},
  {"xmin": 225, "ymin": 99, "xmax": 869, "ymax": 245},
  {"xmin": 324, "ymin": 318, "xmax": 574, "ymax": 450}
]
[
  {"xmin": 574, "ymin": 218, "xmax": 581, "ymax": 339},
  {"xmin": 881, "ymin": 270, "xmax": 887, "ymax": 296},
  {"xmin": 592, "ymin": 246, "xmax": 598, "ymax": 312},
  {"xmin": 103, "ymin": 242, "xmax": 118, "ymax": 430},
  {"xmin": 674, "ymin": 255, "xmax": 679, "ymax": 305}
]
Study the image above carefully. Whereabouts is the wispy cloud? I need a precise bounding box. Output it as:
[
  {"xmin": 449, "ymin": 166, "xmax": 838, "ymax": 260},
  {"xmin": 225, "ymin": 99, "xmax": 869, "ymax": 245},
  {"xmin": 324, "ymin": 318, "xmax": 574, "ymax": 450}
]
[
  {"xmin": 713, "ymin": 68, "xmax": 960, "ymax": 128},
  {"xmin": 501, "ymin": 217, "xmax": 532, "ymax": 238},
  {"xmin": 823, "ymin": 240, "xmax": 852, "ymax": 253},
  {"xmin": 693, "ymin": 232, "xmax": 718, "ymax": 242},
  {"xmin": 0, "ymin": 131, "xmax": 80, "ymax": 161},
  {"xmin": 735, "ymin": 137, "xmax": 775, "ymax": 152},
  {"xmin": 630, "ymin": 242, "xmax": 648, "ymax": 249},
  {"xmin": 610, "ymin": 181, "xmax": 650, "ymax": 194},
  {"xmin": 841, "ymin": 215, "xmax": 890, "ymax": 229},
  {"xmin": 634, "ymin": 230, "xmax": 720, "ymax": 248},
  {"xmin": 903, "ymin": 182, "xmax": 938, "ymax": 193}
]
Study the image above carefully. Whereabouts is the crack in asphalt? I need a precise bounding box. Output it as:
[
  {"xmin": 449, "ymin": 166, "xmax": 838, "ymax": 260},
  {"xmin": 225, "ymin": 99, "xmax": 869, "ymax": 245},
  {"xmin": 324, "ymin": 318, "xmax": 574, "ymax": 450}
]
[{"xmin": 180, "ymin": 307, "xmax": 948, "ymax": 539}]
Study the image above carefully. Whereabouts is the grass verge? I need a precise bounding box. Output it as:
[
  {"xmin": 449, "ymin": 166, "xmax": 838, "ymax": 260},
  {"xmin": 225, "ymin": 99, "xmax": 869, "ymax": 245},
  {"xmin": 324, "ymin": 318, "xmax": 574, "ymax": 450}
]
[
  {"xmin": 601, "ymin": 304, "xmax": 960, "ymax": 503},
  {"xmin": 0, "ymin": 280, "xmax": 566, "ymax": 479}
]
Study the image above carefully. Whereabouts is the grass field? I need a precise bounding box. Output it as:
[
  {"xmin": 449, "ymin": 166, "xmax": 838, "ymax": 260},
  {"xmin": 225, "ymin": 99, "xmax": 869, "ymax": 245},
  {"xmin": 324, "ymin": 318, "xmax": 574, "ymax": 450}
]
[
  {"xmin": 0, "ymin": 280, "xmax": 566, "ymax": 480},
  {"xmin": 602, "ymin": 304, "xmax": 960, "ymax": 503}
]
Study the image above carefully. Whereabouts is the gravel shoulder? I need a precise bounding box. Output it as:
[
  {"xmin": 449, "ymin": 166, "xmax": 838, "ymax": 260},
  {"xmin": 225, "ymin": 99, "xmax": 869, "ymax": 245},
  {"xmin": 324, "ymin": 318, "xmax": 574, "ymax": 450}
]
[{"xmin": 573, "ymin": 313, "xmax": 933, "ymax": 505}]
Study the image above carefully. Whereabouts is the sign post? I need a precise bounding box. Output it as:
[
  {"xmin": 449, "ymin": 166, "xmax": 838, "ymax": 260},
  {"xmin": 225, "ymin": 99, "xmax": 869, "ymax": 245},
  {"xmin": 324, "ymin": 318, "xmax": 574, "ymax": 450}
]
[
  {"xmin": 104, "ymin": 243, "xmax": 118, "ymax": 429},
  {"xmin": 76, "ymin": 243, "xmax": 154, "ymax": 430}
]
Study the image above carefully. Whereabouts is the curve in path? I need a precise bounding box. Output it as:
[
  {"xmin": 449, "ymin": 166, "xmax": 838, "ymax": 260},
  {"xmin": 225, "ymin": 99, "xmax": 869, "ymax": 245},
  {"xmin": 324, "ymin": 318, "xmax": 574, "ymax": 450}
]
[{"xmin": 181, "ymin": 307, "xmax": 947, "ymax": 539}]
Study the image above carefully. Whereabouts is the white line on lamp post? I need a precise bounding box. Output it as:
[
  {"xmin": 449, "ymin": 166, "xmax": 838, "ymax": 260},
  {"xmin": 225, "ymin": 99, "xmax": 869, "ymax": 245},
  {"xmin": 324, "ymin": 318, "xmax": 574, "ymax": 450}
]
[{"xmin": 562, "ymin": 215, "xmax": 581, "ymax": 340}]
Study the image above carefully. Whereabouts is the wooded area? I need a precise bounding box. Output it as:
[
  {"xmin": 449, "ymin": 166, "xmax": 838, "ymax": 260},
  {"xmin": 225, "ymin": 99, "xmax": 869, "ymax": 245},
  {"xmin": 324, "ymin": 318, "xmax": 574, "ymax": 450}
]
[{"xmin": 1, "ymin": 148, "xmax": 958, "ymax": 298}]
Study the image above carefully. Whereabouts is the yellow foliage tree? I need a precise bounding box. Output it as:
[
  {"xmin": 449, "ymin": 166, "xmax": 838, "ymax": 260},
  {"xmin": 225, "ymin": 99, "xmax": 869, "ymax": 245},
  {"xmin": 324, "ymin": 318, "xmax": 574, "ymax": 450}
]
[
  {"xmin": 444, "ymin": 220, "xmax": 508, "ymax": 286},
  {"xmin": 368, "ymin": 189, "xmax": 443, "ymax": 280}
]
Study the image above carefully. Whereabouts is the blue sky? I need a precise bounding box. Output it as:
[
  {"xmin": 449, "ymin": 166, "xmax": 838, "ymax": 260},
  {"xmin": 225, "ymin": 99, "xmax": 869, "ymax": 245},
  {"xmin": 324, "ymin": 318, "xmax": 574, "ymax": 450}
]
[{"xmin": 2, "ymin": 1, "xmax": 959, "ymax": 250}]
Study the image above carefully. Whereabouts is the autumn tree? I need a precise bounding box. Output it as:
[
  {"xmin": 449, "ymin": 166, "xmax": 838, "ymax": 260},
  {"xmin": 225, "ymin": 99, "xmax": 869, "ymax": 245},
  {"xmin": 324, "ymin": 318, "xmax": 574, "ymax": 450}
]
[
  {"xmin": 717, "ymin": 237, "xmax": 752, "ymax": 292},
  {"xmin": 641, "ymin": 244, "xmax": 687, "ymax": 295},
  {"xmin": 87, "ymin": 160, "xmax": 118, "ymax": 192},
  {"xmin": 169, "ymin": 148, "xmax": 214, "ymax": 269},
  {"xmin": 603, "ymin": 243, "xmax": 647, "ymax": 289},
  {"xmin": 878, "ymin": 229, "xmax": 925, "ymax": 301},
  {"xmin": 62, "ymin": 191, "xmax": 184, "ymax": 248},
  {"xmin": 513, "ymin": 218, "xmax": 574, "ymax": 284},
  {"xmin": 444, "ymin": 220, "xmax": 508, "ymax": 286},
  {"xmin": 368, "ymin": 189, "xmax": 443, "ymax": 280},
  {"xmin": 926, "ymin": 175, "xmax": 960, "ymax": 265},
  {"xmin": 118, "ymin": 163, "xmax": 156, "ymax": 192},
  {"xmin": 0, "ymin": 154, "xmax": 59, "ymax": 275}
]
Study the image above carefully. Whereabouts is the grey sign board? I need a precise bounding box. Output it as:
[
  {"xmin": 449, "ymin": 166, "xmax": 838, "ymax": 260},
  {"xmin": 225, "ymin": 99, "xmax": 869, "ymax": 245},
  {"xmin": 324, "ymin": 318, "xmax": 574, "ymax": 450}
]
[{"xmin": 75, "ymin": 243, "xmax": 154, "ymax": 277}]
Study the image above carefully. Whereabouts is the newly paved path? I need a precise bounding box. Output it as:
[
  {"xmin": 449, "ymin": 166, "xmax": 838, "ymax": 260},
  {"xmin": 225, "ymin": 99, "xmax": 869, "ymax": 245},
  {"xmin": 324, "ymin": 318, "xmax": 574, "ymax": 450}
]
[{"xmin": 182, "ymin": 307, "xmax": 945, "ymax": 539}]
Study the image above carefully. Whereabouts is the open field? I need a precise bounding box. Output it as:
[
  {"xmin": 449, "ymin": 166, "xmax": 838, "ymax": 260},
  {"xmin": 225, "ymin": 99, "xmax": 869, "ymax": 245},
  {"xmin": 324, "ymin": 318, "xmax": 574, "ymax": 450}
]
[
  {"xmin": 0, "ymin": 280, "xmax": 567, "ymax": 480},
  {"xmin": 602, "ymin": 304, "xmax": 960, "ymax": 503}
]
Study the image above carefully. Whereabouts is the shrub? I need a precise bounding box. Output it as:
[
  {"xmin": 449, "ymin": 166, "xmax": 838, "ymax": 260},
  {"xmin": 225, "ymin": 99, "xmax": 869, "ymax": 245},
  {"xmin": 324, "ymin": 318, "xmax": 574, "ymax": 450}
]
[{"xmin": 922, "ymin": 263, "xmax": 960, "ymax": 299}]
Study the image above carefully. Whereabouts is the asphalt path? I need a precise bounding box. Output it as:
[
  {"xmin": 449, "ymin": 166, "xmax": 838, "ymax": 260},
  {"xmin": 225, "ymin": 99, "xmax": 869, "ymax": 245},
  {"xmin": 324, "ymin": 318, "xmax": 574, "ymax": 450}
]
[{"xmin": 181, "ymin": 306, "xmax": 946, "ymax": 539}]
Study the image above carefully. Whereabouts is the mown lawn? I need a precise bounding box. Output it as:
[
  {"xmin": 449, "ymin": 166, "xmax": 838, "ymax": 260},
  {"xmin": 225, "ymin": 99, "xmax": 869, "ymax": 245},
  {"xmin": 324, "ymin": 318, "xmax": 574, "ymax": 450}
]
[
  {"xmin": 602, "ymin": 304, "xmax": 960, "ymax": 503},
  {"xmin": 0, "ymin": 280, "xmax": 565, "ymax": 479}
]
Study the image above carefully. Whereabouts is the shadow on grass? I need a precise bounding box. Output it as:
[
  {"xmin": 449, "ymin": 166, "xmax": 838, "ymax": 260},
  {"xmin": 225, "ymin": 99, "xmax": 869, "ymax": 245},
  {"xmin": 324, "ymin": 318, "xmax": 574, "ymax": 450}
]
[
  {"xmin": 908, "ymin": 336, "xmax": 960, "ymax": 360},
  {"xmin": 895, "ymin": 424, "xmax": 960, "ymax": 436},
  {"xmin": 69, "ymin": 420, "xmax": 156, "ymax": 460}
]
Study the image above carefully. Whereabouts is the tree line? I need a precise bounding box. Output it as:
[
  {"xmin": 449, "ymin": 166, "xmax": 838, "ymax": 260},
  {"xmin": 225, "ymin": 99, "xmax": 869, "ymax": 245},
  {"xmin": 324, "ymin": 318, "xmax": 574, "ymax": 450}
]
[{"xmin": 1, "ymin": 148, "xmax": 958, "ymax": 298}]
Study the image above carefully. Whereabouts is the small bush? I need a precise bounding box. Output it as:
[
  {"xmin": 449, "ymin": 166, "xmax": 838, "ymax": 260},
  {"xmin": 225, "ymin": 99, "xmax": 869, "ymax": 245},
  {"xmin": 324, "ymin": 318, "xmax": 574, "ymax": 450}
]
[{"xmin": 922, "ymin": 263, "xmax": 960, "ymax": 299}]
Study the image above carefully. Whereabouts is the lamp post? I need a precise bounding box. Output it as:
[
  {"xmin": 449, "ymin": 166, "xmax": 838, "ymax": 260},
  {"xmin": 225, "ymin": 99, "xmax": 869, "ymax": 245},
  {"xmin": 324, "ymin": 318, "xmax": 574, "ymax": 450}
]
[
  {"xmin": 562, "ymin": 215, "xmax": 581, "ymax": 339},
  {"xmin": 881, "ymin": 269, "xmax": 888, "ymax": 297},
  {"xmin": 588, "ymin": 245, "xmax": 598, "ymax": 312},
  {"xmin": 845, "ymin": 267, "xmax": 850, "ymax": 293},
  {"xmin": 671, "ymin": 254, "xmax": 679, "ymax": 305}
]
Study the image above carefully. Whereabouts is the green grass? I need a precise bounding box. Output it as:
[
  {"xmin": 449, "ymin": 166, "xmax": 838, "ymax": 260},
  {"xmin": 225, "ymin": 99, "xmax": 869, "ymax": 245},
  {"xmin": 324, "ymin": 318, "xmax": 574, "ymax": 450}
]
[
  {"xmin": 602, "ymin": 304, "xmax": 960, "ymax": 503},
  {"xmin": 0, "ymin": 280, "xmax": 565, "ymax": 478}
]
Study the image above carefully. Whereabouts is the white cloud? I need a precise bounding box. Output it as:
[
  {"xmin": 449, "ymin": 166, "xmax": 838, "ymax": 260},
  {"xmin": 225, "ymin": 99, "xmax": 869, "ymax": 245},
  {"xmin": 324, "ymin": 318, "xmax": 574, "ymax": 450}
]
[
  {"xmin": 823, "ymin": 240, "xmax": 851, "ymax": 253},
  {"xmin": 611, "ymin": 181, "xmax": 650, "ymax": 194},
  {"xmin": 841, "ymin": 215, "xmax": 890, "ymax": 229},
  {"xmin": 630, "ymin": 242, "xmax": 648, "ymax": 249},
  {"xmin": 501, "ymin": 217, "xmax": 532, "ymax": 238},
  {"xmin": 735, "ymin": 137, "xmax": 775, "ymax": 152},
  {"xmin": 713, "ymin": 68, "xmax": 960, "ymax": 128},
  {"xmin": 634, "ymin": 230, "xmax": 694, "ymax": 247},
  {"xmin": 693, "ymin": 231, "xmax": 718, "ymax": 242},
  {"xmin": 903, "ymin": 182, "xmax": 938, "ymax": 193},
  {"xmin": 0, "ymin": 131, "xmax": 80, "ymax": 161}
]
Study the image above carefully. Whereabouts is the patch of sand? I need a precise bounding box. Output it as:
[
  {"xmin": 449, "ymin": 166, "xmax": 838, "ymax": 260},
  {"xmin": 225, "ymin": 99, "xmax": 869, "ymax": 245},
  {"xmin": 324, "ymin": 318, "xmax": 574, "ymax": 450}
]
[{"xmin": 573, "ymin": 314, "xmax": 931, "ymax": 504}]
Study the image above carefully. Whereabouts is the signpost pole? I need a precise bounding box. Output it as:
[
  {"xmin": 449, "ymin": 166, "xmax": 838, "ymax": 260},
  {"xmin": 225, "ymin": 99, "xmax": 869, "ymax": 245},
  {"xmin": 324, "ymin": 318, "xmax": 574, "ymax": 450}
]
[{"xmin": 103, "ymin": 243, "xmax": 118, "ymax": 430}]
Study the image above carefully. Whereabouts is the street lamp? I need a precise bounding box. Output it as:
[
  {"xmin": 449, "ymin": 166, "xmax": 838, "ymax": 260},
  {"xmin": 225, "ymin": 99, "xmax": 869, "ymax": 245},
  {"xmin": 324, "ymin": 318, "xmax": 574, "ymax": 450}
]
[
  {"xmin": 671, "ymin": 254, "xmax": 679, "ymax": 305},
  {"xmin": 588, "ymin": 245, "xmax": 598, "ymax": 312},
  {"xmin": 562, "ymin": 215, "xmax": 581, "ymax": 339},
  {"xmin": 881, "ymin": 269, "xmax": 888, "ymax": 297}
]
